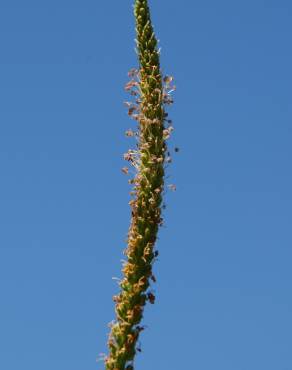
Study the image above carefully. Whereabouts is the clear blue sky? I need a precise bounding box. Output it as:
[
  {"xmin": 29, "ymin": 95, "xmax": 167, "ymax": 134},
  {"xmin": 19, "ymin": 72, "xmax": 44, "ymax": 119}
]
[{"xmin": 0, "ymin": 1, "xmax": 291, "ymax": 369}]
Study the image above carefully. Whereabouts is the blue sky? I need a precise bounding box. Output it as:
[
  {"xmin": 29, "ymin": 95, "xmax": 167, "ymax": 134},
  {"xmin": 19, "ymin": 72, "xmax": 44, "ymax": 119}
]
[{"xmin": 0, "ymin": 1, "xmax": 291, "ymax": 369}]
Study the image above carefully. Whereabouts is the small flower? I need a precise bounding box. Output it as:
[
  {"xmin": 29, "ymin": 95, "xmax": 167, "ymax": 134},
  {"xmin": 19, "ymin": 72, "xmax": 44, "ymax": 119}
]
[
  {"xmin": 147, "ymin": 292, "xmax": 155, "ymax": 304},
  {"xmin": 168, "ymin": 184, "xmax": 176, "ymax": 191},
  {"xmin": 125, "ymin": 80, "xmax": 138, "ymax": 91},
  {"xmin": 128, "ymin": 68, "xmax": 138, "ymax": 78},
  {"xmin": 165, "ymin": 156, "xmax": 172, "ymax": 163},
  {"xmin": 125, "ymin": 129, "xmax": 135, "ymax": 137},
  {"xmin": 163, "ymin": 75, "xmax": 173, "ymax": 84}
]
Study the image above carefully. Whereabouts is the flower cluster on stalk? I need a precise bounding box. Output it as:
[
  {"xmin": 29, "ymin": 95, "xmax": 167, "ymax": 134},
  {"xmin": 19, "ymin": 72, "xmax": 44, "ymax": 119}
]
[{"xmin": 104, "ymin": 1, "xmax": 176, "ymax": 369}]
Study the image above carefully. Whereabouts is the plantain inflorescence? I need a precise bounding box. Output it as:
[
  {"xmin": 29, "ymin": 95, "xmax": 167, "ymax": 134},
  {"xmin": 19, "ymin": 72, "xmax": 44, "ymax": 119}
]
[{"xmin": 104, "ymin": 1, "xmax": 175, "ymax": 369}]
